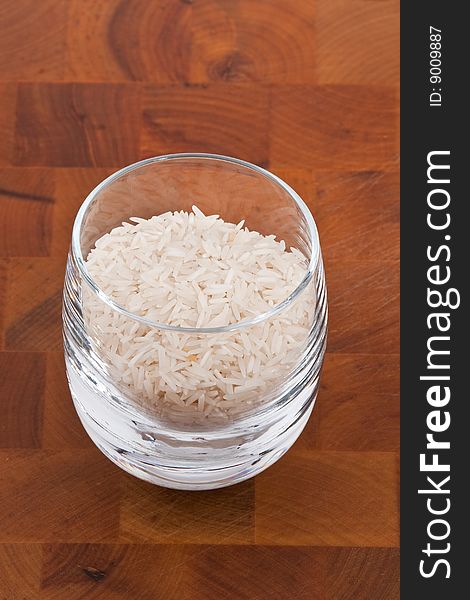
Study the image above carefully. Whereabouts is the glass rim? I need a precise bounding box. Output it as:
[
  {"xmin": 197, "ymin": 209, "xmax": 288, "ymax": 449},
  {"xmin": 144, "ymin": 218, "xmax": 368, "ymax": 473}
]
[{"xmin": 71, "ymin": 152, "xmax": 320, "ymax": 334}]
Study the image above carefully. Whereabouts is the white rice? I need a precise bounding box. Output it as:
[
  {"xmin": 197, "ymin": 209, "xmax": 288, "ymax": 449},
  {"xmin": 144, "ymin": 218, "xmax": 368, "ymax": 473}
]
[{"xmin": 84, "ymin": 206, "xmax": 314, "ymax": 423}]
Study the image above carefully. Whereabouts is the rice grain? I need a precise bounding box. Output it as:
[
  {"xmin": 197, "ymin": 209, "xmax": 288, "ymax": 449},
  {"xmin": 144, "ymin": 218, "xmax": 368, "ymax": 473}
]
[{"xmin": 84, "ymin": 207, "xmax": 314, "ymax": 422}]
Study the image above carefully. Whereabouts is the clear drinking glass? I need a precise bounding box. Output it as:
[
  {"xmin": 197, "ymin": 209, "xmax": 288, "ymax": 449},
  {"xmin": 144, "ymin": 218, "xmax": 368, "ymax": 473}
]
[{"xmin": 63, "ymin": 153, "xmax": 327, "ymax": 490}]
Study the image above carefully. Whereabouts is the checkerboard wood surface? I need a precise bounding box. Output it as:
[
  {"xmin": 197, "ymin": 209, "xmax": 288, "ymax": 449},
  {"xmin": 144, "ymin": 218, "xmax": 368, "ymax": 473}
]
[{"xmin": 0, "ymin": 1, "xmax": 399, "ymax": 597}]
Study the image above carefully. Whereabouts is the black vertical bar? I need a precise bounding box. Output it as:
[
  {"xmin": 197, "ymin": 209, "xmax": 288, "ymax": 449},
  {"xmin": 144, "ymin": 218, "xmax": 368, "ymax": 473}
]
[{"xmin": 401, "ymin": 3, "xmax": 466, "ymax": 597}]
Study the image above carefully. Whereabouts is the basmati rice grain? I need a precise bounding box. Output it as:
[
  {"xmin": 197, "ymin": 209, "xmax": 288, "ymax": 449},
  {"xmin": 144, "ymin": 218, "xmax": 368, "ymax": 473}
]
[{"xmin": 84, "ymin": 206, "xmax": 314, "ymax": 423}]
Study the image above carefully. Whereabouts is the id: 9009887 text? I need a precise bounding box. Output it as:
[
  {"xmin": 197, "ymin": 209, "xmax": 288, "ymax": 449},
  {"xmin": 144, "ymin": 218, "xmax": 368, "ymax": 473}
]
[{"xmin": 429, "ymin": 26, "xmax": 442, "ymax": 107}]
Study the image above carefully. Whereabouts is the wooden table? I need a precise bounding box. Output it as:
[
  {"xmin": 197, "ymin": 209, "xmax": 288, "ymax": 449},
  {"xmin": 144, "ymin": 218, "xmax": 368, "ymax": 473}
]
[{"xmin": 0, "ymin": 1, "xmax": 399, "ymax": 597}]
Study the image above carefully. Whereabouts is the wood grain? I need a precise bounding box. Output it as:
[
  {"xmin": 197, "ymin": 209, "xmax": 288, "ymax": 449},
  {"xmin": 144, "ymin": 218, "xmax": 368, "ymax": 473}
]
[
  {"xmin": 321, "ymin": 353, "xmax": 399, "ymax": 396},
  {"xmin": 142, "ymin": 84, "xmax": 270, "ymax": 165},
  {"xmin": 313, "ymin": 170, "xmax": 400, "ymax": 261},
  {"xmin": 327, "ymin": 260, "xmax": 399, "ymax": 353},
  {"xmin": 190, "ymin": 0, "xmax": 317, "ymax": 83},
  {"xmin": 0, "ymin": 0, "xmax": 399, "ymax": 596},
  {"xmin": 0, "ymin": 352, "xmax": 45, "ymax": 448},
  {"xmin": 298, "ymin": 353, "xmax": 400, "ymax": 452},
  {"xmin": 3, "ymin": 257, "xmax": 64, "ymax": 351},
  {"xmin": 0, "ymin": 450, "xmax": 120, "ymax": 543},
  {"xmin": 0, "ymin": 168, "xmax": 54, "ymax": 257},
  {"xmin": 316, "ymin": 0, "xmax": 400, "ymax": 84},
  {"xmin": 66, "ymin": 0, "xmax": 192, "ymax": 82},
  {"xmin": 0, "ymin": 544, "xmax": 42, "ymax": 600},
  {"xmin": 270, "ymin": 85, "xmax": 399, "ymax": 170},
  {"xmin": 314, "ymin": 391, "xmax": 399, "ymax": 451},
  {"xmin": 0, "ymin": 259, "xmax": 6, "ymax": 344},
  {"xmin": 0, "ymin": 83, "xmax": 16, "ymax": 165},
  {"xmin": 119, "ymin": 476, "xmax": 254, "ymax": 544},
  {"xmin": 51, "ymin": 168, "xmax": 115, "ymax": 256},
  {"xmin": 40, "ymin": 544, "xmax": 326, "ymax": 600},
  {"xmin": 14, "ymin": 84, "xmax": 141, "ymax": 167},
  {"xmin": 0, "ymin": 0, "xmax": 67, "ymax": 81},
  {"xmin": 327, "ymin": 547, "xmax": 400, "ymax": 600},
  {"xmin": 255, "ymin": 451, "xmax": 399, "ymax": 546}
]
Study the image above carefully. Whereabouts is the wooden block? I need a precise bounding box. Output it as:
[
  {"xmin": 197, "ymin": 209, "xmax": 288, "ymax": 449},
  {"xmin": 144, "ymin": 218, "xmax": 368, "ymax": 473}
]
[
  {"xmin": 0, "ymin": 168, "xmax": 54, "ymax": 257},
  {"xmin": 270, "ymin": 85, "xmax": 398, "ymax": 170},
  {"xmin": 41, "ymin": 543, "xmax": 187, "ymax": 599},
  {"xmin": 0, "ymin": 83, "xmax": 16, "ymax": 165},
  {"xmin": 190, "ymin": 0, "xmax": 316, "ymax": 83},
  {"xmin": 327, "ymin": 260, "xmax": 399, "ymax": 353},
  {"xmin": 41, "ymin": 544, "xmax": 326, "ymax": 600},
  {"xmin": 316, "ymin": 0, "xmax": 399, "ymax": 85},
  {"xmin": 14, "ymin": 84, "xmax": 141, "ymax": 167},
  {"xmin": 321, "ymin": 353, "xmax": 399, "ymax": 396},
  {"xmin": 42, "ymin": 352, "xmax": 94, "ymax": 450},
  {"xmin": 297, "ymin": 353, "xmax": 399, "ymax": 450},
  {"xmin": 0, "ymin": 352, "xmax": 45, "ymax": 448},
  {"xmin": 0, "ymin": 0, "xmax": 67, "ymax": 80},
  {"xmin": 326, "ymin": 547, "xmax": 399, "ymax": 600},
  {"xmin": 0, "ymin": 450, "xmax": 120, "ymax": 542},
  {"xmin": 295, "ymin": 354, "xmax": 400, "ymax": 451},
  {"xmin": 0, "ymin": 544, "xmax": 42, "ymax": 599},
  {"xmin": 0, "ymin": 259, "xmax": 7, "ymax": 347},
  {"xmin": 66, "ymin": 0, "xmax": 191, "ymax": 82},
  {"xmin": 141, "ymin": 84, "xmax": 269, "ymax": 166},
  {"xmin": 255, "ymin": 450, "xmax": 399, "ymax": 546},
  {"xmin": 180, "ymin": 545, "xmax": 326, "ymax": 600},
  {"xmin": 3, "ymin": 257, "xmax": 64, "ymax": 351},
  {"xmin": 313, "ymin": 171, "xmax": 399, "ymax": 261},
  {"xmin": 119, "ymin": 475, "xmax": 254, "ymax": 544},
  {"xmin": 51, "ymin": 168, "xmax": 115, "ymax": 257},
  {"xmin": 316, "ymin": 392, "xmax": 399, "ymax": 451}
]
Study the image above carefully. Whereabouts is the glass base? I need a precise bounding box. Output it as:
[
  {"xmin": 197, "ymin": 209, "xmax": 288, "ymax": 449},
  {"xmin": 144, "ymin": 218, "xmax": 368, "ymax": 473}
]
[
  {"xmin": 67, "ymin": 359, "xmax": 316, "ymax": 490},
  {"xmin": 75, "ymin": 404, "xmax": 311, "ymax": 490}
]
